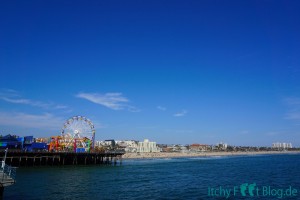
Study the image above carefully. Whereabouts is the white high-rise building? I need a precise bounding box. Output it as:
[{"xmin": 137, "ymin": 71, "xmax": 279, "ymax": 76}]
[
  {"xmin": 137, "ymin": 139, "xmax": 160, "ymax": 153},
  {"xmin": 216, "ymin": 142, "xmax": 228, "ymax": 150},
  {"xmin": 272, "ymin": 142, "xmax": 292, "ymax": 149}
]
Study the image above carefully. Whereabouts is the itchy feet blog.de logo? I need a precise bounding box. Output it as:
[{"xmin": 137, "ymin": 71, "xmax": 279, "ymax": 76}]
[{"xmin": 208, "ymin": 183, "xmax": 298, "ymax": 199}]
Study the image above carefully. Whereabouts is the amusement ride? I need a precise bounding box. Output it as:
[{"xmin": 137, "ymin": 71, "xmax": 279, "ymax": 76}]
[{"xmin": 49, "ymin": 116, "xmax": 95, "ymax": 152}]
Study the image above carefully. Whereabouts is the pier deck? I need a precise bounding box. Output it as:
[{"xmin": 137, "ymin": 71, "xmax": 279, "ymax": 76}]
[
  {"xmin": 0, "ymin": 170, "xmax": 15, "ymax": 187},
  {"xmin": 0, "ymin": 151, "xmax": 124, "ymax": 167}
]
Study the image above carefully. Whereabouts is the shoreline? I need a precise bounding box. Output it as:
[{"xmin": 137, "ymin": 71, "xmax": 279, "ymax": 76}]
[{"xmin": 123, "ymin": 151, "xmax": 300, "ymax": 159}]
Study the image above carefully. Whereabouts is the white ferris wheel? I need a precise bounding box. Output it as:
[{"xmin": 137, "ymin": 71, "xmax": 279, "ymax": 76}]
[{"xmin": 61, "ymin": 116, "xmax": 95, "ymax": 148}]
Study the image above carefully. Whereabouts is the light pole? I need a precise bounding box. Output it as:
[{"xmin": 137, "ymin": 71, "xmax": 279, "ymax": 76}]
[{"xmin": 1, "ymin": 148, "xmax": 8, "ymax": 169}]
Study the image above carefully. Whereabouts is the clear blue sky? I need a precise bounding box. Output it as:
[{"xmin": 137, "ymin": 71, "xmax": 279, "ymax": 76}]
[{"xmin": 1, "ymin": 0, "xmax": 300, "ymax": 146}]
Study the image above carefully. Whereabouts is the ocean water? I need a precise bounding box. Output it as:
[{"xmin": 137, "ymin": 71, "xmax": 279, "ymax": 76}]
[{"xmin": 5, "ymin": 154, "xmax": 300, "ymax": 199}]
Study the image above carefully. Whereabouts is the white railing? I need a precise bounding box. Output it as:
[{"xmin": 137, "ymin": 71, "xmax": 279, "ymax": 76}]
[
  {"xmin": 0, "ymin": 148, "xmax": 17, "ymax": 185},
  {"xmin": 2, "ymin": 164, "xmax": 17, "ymax": 181}
]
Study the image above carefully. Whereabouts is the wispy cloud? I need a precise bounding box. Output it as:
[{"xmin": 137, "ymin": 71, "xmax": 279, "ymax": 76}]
[
  {"xmin": 0, "ymin": 89, "xmax": 68, "ymax": 110},
  {"xmin": 284, "ymin": 97, "xmax": 300, "ymax": 122},
  {"xmin": 173, "ymin": 110, "xmax": 187, "ymax": 117},
  {"xmin": 157, "ymin": 106, "xmax": 166, "ymax": 111},
  {"xmin": 240, "ymin": 130, "xmax": 250, "ymax": 135},
  {"xmin": 1, "ymin": 97, "xmax": 51, "ymax": 108},
  {"xmin": 284, "ymin": 97, "xmax": 300, "ymax": 105},
  {"xmin": 54, "ymin": 105, "xmax": 69, "ymax": 109},
  {"xmin": 285, "ymin": 112, "xmax": 300, "ymax": 120},
  {"xmin": 0, "ymin": 112, "xmax": 64, "ymax": 130},
  {"xmin": 165, "ymin": 129, "xmax": 194, "ymax": 133},
  {"xmin": 127, "ymin": 106, "xmax": 141, "ymax": 112},
  {"xmin": 0, "ymin": 88, "xmax": 18, "ymax": 96},
  {"xmin": 76, "ymin": 92, "xmax": 140, "ymax": 112},
  {"xmin": 136, "ymin": 126, "xmax": 157, "ymax": 129},
  {"xmin": 266, "ymin": 131, "xmax": 280, "ymax": 136}
]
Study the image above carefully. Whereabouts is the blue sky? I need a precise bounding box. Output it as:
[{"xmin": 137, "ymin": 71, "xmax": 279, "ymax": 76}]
[{"xmin": 0, "ymin": 0, "xmax": 300, "ymax": 146}]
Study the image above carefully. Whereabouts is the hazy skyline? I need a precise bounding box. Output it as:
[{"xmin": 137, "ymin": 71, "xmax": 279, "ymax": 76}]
[{"xmin": 1, "ymin": 1, "xmax": 300, "ymax": 146}]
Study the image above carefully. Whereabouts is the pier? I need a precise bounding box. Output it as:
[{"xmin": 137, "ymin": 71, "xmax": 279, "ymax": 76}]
[
  {"xmin": 0, "ymin": 149, "xmax": 17, "ymax": 200},
  {"xmin": 0, "ymin": 151, "xmax": 124, "ymax": 167}
]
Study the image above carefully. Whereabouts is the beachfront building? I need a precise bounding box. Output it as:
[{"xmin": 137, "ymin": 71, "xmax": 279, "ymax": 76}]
[
  {"xmin": 216, "ymin": 142, "xmax": 228, "ymax": 150},
  {"xmin": 137, "ymin": 139, "xmax": 160, "ymax": 153},
  {"xmin": 160, "ymin": 144, "xmax": 187, "ymax": 152},
  {"xmin": 116, "ymin": 140, "xmax": 138, "ymax": 152},
  {"xmin": 272, "ymin": 142, "xmax": 292, "ymax": 149},
  {"xmin": 94, "ymin": 140, "xmax": 116, "ymax": 150},
  {"xmin": 189, "ymin": 144, "xmax": 211, "ymax": 152}
]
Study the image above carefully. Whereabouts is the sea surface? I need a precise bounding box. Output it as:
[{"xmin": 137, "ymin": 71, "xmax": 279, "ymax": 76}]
[{"xmin": 5, "ymin": 154, "xmax": 300, "ymax": 199}]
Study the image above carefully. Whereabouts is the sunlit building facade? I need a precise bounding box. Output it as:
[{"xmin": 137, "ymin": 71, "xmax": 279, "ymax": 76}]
[{"xmin": 137, "ymin": 139, "xmax": 160, "ymax": 153}]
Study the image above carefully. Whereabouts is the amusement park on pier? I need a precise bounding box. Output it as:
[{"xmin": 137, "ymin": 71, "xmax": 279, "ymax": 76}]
[
  {"xmin": 0, "ymin": 115, "xmax": 124, "ymax": 167},
  {"xmin": 0, "ymin": 115, "xmax": 123, "ymax": 198}
]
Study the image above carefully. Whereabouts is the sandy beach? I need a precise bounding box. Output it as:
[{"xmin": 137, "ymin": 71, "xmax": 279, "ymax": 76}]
[{"xmin": 123, "ymin": 151, "xmax": 300, "ymax": 159}]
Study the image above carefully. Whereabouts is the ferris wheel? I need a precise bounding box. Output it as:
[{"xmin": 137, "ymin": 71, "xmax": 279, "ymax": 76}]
[{"xmin": 61, "ymin": 116, "xmax": 95, "ymax": 148}]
